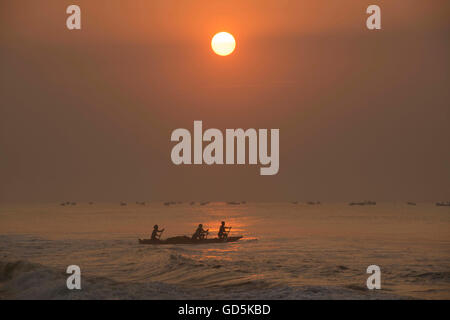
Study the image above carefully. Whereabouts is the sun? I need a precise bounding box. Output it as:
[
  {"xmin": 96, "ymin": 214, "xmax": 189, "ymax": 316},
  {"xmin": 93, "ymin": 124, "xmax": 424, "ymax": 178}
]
[{"xmin": 211, "ymin": 32, "xmax": 236, "ymax": 56}]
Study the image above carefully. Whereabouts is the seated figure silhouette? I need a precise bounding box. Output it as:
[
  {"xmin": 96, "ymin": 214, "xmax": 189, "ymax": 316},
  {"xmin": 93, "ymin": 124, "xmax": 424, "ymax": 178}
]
[
  {"xmin": 192, "ymin": 224, "xmax": 208, "ymax": 240},
  {"xmin": 218, "ymin": 221, "xmax": 231, "ymax": 239},
  {"xmin": 151, "ymin": 224, "xmax": 165, "ymax": 240}
]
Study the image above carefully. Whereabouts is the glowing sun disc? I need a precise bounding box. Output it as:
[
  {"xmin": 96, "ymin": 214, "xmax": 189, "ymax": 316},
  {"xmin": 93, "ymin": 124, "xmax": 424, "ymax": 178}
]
[{"xmin": 211, "ymin": 32, "xmax": 236, "ymax": 56}]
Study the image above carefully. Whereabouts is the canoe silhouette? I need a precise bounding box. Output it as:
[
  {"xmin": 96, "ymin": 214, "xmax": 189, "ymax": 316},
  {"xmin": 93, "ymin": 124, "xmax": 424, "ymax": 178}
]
[{"xmin": 138, "ymin": 235, "xmax": 243, "ymax": 245}]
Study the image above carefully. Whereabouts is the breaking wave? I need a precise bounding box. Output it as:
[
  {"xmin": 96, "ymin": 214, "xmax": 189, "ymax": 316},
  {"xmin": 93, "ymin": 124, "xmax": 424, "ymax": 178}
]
[{"xmin": 0, "ymin": 259, "xmax": 404, "ymax": 300}]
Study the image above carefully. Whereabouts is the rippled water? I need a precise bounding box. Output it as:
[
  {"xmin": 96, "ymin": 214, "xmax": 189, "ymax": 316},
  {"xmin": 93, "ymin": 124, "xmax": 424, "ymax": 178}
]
[{"xmin": 0, "ymin": 202, "xmax": 449, "ymax": 299}]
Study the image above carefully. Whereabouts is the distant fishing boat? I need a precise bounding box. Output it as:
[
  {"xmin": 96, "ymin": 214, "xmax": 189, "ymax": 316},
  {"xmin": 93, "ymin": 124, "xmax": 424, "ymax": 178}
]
[
  {"xmin": 349, "ymin": 200, "xmax": 376, "ymax": 206},
  {"xmin": 436, "ymin": 201, "xmax": 450, "ymax": 207},
  {"xmin": 407, "ymin": 202, "xmax": 416, "ymax": 206},
  {"xmin": 120, "ymin": 202, "xmax": 127, "ymax": 206}
]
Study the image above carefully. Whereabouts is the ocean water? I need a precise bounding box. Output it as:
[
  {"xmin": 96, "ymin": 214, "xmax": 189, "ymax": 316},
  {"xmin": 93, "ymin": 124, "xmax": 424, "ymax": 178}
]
[{"xmin": 0, "ymin": 202, "xmax": 449, "ymax": 299}]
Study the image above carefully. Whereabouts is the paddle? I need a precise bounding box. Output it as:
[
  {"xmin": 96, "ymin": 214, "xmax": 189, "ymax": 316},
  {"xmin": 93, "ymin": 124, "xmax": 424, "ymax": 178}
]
[{"xmin": 222, "ymin": 226, "xmax": 232, "ymax": 240}]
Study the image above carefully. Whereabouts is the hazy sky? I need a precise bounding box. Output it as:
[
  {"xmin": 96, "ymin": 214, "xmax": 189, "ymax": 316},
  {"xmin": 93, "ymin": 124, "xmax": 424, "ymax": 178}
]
[{"xmin": 1, "ymin": 1, "xmax": 449, "ymax": 202}]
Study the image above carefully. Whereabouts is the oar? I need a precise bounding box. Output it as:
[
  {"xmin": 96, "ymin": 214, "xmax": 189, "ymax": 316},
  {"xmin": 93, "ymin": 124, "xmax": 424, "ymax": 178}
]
[{"xmin": 224, "ymin": 227, "xmax": 232, "ymax": 238}]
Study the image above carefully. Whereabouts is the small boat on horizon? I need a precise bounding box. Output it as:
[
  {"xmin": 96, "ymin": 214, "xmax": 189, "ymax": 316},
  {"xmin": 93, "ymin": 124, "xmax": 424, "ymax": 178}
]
[
  {"xmin": 349, "ymin": 200, "xmax": 376, "ymax": 206},
  {"xmin": 138, "ymin": 235, "xmax": 243, "ymax": 245},
  {"xmin": 436, "ymin": 201, "xmax": 450, "ymax": 207}
]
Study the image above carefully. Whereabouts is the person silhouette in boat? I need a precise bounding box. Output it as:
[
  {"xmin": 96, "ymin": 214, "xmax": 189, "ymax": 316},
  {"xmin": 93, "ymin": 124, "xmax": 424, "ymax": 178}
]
[
  {"xmin": 218, "ymin": 221, "xmax": 231, "ymax": 239},
  {"xmin": 192, "ymin": 224, "xmax": 208, "ymax": 240},
  {"xmin": 151, "ymin": 224, "xmax": 165, "ymax": 241}
]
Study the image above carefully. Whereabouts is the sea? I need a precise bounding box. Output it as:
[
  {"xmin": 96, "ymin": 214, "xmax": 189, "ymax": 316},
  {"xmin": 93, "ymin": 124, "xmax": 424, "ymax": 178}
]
[{"xmin": 0, "ymin": 202, "xmax": 449, "ymax": 299}]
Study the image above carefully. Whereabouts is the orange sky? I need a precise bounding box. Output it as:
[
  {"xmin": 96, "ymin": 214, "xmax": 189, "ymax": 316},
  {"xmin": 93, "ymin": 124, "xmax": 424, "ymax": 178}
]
[
  {"xmin": 0, "ymin": 1, "xmax": 449, "ymax": 202},
  {"xmin": 2, "ymin": 0, "xmax": 449, "ymax": 44}
]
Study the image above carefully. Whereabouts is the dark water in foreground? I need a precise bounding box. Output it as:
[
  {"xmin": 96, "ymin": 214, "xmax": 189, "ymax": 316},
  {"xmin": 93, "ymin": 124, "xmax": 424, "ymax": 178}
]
[{"xmin": 0, "ymin": 202, "xmax": 449, "ymax": 299}]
